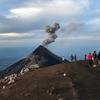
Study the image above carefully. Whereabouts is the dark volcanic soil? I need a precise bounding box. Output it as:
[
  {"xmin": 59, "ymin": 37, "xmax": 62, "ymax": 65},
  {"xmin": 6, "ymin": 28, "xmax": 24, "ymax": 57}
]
[{"xmin": 0, "ymin": 61, "xmax": 100, "ymax": 100}]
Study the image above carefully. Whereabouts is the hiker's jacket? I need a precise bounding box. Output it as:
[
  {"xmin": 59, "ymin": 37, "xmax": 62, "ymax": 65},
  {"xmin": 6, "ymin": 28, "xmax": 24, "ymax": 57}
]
[{"xmin": 87, "ymin": 54, "xmax": 93, "ymax": 60}]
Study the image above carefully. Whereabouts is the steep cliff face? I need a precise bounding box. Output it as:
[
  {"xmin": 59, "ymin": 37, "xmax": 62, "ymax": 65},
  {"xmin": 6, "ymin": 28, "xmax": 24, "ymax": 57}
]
[{"xmin": 0, "ymin": 45, "xmax": 63, "ymax": 78}]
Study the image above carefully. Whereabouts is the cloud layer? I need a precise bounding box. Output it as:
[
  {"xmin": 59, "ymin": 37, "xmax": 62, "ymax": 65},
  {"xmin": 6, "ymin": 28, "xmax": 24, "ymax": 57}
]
[
  {"xmin": 0, "ymin": 0, "xmax": 91, "ymax": 33},
  {"xmin": 0, "ymin": 0, "xmax": 100, "ymax": 46}
]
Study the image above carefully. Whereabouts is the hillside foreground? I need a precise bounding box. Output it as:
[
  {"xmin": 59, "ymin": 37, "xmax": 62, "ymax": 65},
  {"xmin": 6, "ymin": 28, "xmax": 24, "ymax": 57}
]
[{"xmin": 0, "ymin": 61, "xmax": 100, "ymax": 100}]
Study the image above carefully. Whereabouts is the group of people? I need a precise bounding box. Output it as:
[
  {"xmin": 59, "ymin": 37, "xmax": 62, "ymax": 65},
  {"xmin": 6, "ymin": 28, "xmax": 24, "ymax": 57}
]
[
  {"xmin": 70, "ymin": 54, "xmax": 77, "ymax": 62},
  {"xmin": 62, "ymin": 54, "xmax": 77, "ymax": 63},
  {"xmin": 87, "ymin": 51, "xmax": 100, "ymax": 67},
  {"xmin": 62, "ymin": 51, "xmax": 100, "ymax": 67}
]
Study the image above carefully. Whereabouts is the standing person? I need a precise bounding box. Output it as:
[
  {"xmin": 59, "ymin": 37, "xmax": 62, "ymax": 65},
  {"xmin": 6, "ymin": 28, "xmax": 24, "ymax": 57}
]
[
  {"xmin": 98, "ymin": 52, "xmax": 100, "ymax": 65},
  {"xmin": 92, "ymin": 51, "xmax": 98, "ymax": 65},
  {"xmin": 74, "ymin": 54, "xmax": 77, "ymax": 61},
  {"xmin": 84, "ymin": 54, "xmax": 87, "ymax": 61},
  {"xmin": 70, "ymin": 54, "xmax": 74, "ymax": 62},
  {"xmin": 62, "ymin": 56, "xmax": 65, "ymax": 63},
  {"xmin": 87, "ymin": 53, "xmax": 93, "ymax": 67}
]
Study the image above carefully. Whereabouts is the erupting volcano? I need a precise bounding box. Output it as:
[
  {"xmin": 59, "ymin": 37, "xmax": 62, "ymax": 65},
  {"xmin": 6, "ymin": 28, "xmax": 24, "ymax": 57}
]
[{"xmin": 0, "ymin": 45, "xmax": 64, "ymax": 78}]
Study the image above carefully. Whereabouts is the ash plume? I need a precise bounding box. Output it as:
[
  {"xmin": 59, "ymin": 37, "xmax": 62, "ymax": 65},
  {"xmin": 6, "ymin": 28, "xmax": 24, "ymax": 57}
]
[
  {"xmin": 61, "ymin": 22, "xmax": 84, "ymax": 35},
  {"xmin": 41, "ymin": 22, "xmax": 60, "ymax": 46},
  {"xmin": 67, "ymin": 22, "xmax": 84, "ymax": 33}
]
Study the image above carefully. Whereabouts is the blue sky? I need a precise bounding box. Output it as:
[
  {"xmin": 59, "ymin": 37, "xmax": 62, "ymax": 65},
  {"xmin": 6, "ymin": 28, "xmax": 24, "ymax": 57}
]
[{"xmin": 0, "ymin": 0, "xmax": 100, "ymax": 47}]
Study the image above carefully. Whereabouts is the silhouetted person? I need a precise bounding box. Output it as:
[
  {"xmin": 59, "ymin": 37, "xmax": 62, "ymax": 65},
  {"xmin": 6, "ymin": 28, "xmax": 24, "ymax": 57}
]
[
  {"xmin": 98, "ymin": 52, "xmax": 100, "ymax": 65},
  {"xmin": 74, "ymin": 54, "xmax": 77, "ymax": 61},
  {"xmin": 87, "ymin": 53, "xmax": 93, "ymax": 67},
  {"xmin": 92, "ymin": 51, "xmax": 98, "ymax": 65},
  {"xmin": 70, "ymin": 54, "xmax": 74, "ymax": 62},
  {"xmin": 85, "ymin": 54, "xmax": 87, "ymax": 61}
]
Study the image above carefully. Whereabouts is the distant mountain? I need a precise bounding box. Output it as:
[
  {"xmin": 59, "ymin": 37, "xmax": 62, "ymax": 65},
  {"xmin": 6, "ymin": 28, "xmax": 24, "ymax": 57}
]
[{"xmin": 0, "ymin": 45, "xmax": 64, "ymax": 78}]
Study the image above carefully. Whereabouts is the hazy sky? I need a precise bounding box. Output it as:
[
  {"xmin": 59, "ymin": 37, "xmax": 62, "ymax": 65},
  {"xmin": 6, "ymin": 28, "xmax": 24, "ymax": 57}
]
[{"xmin": 0, "ymin": 0, "xmax": 100, "ymax": 47}]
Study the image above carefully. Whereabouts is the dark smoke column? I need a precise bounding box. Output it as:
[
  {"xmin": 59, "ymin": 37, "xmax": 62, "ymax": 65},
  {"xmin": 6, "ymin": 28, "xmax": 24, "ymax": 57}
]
[{"xmin": 41, "ymin": 22, "xmax": 60, "ymax": 46}]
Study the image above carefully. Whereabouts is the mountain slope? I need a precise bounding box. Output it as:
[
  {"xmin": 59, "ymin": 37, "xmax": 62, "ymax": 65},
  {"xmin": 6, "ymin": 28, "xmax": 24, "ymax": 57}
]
[
  {"xmin": 0, "ymin": 61, "xmax": 100, "ymax": 100},
  {"xmin": 0, "ymin": 63, "xmax": 78, "ymax": 100},
  {"xmin": 0, "ymin": 45, "xmax": 63, "ymax": 79}
]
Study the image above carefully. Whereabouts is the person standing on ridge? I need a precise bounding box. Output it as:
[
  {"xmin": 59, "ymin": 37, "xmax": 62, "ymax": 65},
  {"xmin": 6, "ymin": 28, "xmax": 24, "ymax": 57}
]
[
  {"xmin": 74, "ymin": 54, "xmax": 77, "ymax": 61},
  {"xmin": 92, "ymin": 51, "xmax": 98, "ymax": 65},
  {"xmin": 85, "ymin": 54, "xmax": 87, "ymax": 61},
  {"xmin": 70, "ymin": 54, "xmax": 74, "ymax": 62},
  {"xmin": 98, "ymin": 52, "xmax": 100, "ymax": 65},
  {"xmin": 62, "ymin": 56, "xmax": 65, "ymax": 63},
  {"xmin": 87, "ymin": 53, "xmax": 93, "ymax": 67}
]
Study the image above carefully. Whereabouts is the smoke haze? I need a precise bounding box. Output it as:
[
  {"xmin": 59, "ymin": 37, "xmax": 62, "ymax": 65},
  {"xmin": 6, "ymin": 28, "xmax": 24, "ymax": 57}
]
[{"xmin": 41, "ymin": 22, "xmax": 60, "ymax": 46}]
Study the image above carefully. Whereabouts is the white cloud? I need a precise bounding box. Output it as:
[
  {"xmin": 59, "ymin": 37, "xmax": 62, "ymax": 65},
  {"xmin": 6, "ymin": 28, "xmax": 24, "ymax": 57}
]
[
  {"xmin": 7, "ymin": 0, "xmax": 90, "ymax": 19},
  {"xmin": 51, "ymin": 0, "xmax": 90, "ymax": 15},
  {"xmin": 44, "ymin": 0, "xmax": 82, "ymax": 15},
  {"xmin": 79, "ymin": 0, "xmax": 90, "ymax": 8},
  {"xmin": 0, "ymin": 33, "xmax": 19, "ymax": 37},
  {"xmin": 0, "ymin": 32, "xmax": 36, "ymax": 39},
  {"xmin": 0, "ymin": 0, "xmax": 92, "ymax": 38},
  {"xmin": 8, "ymin": 7, "xmax": 43, "ymax": 19},
  {"xmin": 27, "ymin": 0, "xmax": 91, "ymax": 16}
]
